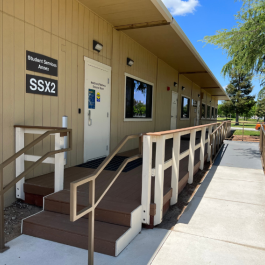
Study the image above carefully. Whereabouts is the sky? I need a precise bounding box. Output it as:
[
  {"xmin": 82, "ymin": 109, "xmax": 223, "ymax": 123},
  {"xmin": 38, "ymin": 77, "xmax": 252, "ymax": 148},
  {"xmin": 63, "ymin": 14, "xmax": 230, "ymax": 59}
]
[{"xmin": 162, "ymin": 0, "xmax": 262, "ymax": 100}]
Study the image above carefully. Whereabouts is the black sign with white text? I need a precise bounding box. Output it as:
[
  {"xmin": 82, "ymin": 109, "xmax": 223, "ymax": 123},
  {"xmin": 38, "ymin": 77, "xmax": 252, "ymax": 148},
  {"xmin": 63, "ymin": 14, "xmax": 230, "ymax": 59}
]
[
  {"xmin": 26, "ymin": 51, "xmax": 58, "ymax": 77},
  {"xmin": 26, "ymin": 74, "xmax": 58, "ymax": 96}
]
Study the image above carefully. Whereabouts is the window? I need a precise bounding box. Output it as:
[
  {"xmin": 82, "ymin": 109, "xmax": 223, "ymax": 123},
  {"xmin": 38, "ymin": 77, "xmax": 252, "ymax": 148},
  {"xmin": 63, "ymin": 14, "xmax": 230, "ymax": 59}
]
[
  {"xmin": 125, "ymin": 76, "xmax": 153, "ymax": 119},
  {"xmin": 212, "ymin": 107, "xmax": 215, "ymax": 119},
  {"xmin": 181, "ymin": 96, "xmax": 190, "ymax": 119},
  {"xmin": 207, "ymin": 105, "xmax": 211, "ymax": 119},
  {"xmin": 201, "ymin": 103, "xmax": 205, "ymax": 118}
]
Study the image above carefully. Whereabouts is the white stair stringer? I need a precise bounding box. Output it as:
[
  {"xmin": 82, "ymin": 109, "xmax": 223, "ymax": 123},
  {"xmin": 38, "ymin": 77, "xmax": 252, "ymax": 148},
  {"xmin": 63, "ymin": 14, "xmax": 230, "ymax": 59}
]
[{"xmin": 115, "ymin": 205, "xmax": 142, "ymax": 256}]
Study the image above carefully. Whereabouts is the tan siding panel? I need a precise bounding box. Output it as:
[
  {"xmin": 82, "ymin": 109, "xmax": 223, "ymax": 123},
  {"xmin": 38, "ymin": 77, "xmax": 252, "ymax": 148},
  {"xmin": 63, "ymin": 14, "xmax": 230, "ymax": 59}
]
[
  {"xmin": 77, "ymin": 46, "xmax": 84, "ymax": 164},
  {"xmin": 65, "ymin": 0, "xmax": 72, "ymax": 42},
  {"xmin": 3, "ymin": 0, "xmax": 13, "ymax": 16},
  {"xmin": 14, "ymin": 18, "xmax": 25, "ymax": 125},
  {"xmin": 52, "ymin": 0, "xmax": 59, "ymax": 35},
  {"xmin": 3, "ymin": 13, "xmax": 15, "ymax": 205},
  {"xmin": 78, "ymin": 3, "xmax": 84, "ymax": 47},
  {"xmin": 72, "ymin": 0, "xmax": 78, "ymax": 45},
  {"xmin": 43, "ymin": 0, "xmax": 51, "ymax": 32},
  {"xmin": 71, "ymin": 43, "xmax": 78, "ymax": 166},
  {"xmin": 25, "ymin": 0, "xmax": 35, "ymax": 25},
  {"xmin": 59, "ymin": 0, "xmax": 66, "ymax": 39},
  {"xmin": 35, "ymin": 0, "xmax": 44, "ymax": 29},
  {"xmin": 14, "ymin": 0, "xmax": 25, "ymax": 20},
  {"xmin": 83, "ymin": 7, "xmax": 89, "ymax": 50}
]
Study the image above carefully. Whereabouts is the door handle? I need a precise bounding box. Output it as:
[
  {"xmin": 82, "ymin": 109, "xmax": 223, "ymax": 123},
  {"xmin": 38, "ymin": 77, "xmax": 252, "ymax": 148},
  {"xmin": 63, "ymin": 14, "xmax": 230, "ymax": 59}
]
[{"xmin": 88, "ymin": 110, "xmax": 92, "ymax": 126}]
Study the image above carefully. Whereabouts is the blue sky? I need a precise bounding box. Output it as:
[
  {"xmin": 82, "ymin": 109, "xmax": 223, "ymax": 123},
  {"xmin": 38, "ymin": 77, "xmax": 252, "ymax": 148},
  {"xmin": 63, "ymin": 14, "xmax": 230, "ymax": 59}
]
[{"xmin": 162, "ymin": 0, "xmax": 262, "ymax": 100}]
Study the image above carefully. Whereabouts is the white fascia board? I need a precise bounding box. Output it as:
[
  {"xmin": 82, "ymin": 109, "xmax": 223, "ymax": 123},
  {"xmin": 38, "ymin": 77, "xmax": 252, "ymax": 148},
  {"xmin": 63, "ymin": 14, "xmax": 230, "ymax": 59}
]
[
  {"xmin": 151, "ymin": 0, "xmax": 173, "ymax": 22},
  {"xmin": 170, "ymin": 19, "xmax": 230, "ymax": 101}
]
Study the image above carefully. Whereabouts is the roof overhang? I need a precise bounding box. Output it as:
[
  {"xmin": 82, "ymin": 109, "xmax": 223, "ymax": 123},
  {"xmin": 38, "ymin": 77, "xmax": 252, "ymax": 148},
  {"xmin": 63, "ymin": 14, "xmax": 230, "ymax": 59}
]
[{"xmin": 78, "ymin": 0, "xmax": 230, "ymax": 101}]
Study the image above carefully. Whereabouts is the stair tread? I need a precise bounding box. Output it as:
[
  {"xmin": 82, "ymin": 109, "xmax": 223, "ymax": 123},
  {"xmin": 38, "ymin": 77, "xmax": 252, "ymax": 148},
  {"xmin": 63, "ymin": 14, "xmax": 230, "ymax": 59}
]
[
  {"xmin": 24, "ymin": 211, "xmax": 130, "ymax": 243},
  {"xmin": 45, "ymin": 190, "xmax": 140, "ymax": 214}
]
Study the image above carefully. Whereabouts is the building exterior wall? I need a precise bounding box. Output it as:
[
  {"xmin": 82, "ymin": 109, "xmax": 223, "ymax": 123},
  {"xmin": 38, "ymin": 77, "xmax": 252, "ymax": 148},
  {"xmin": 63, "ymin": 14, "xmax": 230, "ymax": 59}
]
[{"xmin": 0, "ymin": 0, "xmax": 220, "ymax": 205}]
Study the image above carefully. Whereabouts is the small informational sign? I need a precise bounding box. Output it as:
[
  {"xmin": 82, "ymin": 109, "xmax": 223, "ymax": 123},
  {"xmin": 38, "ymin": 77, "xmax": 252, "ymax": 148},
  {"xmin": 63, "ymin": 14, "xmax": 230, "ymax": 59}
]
[
  {"xmin": 26, "ymin": 51, "xmax": 58, "ymax": 77},
  {"xmin": 26, "ymin": 74, "xmax": 58, "ymax": 96},
  {"xmin": 192, "ymin": 100, "xmax": 197, "ymax": 107},
  {"xmin": 89, "ymin": 89, "xmax": 95, "ymax": 109},
  {"xmin": 97, "ymin": 92, "xmax": 101, "ymax": 102}
]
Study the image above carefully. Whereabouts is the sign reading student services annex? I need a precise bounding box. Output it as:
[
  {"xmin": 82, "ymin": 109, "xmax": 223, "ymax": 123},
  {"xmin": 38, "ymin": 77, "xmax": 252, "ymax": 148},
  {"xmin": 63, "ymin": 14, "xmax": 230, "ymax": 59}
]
[{"xmin": 26, "ymin": 51, "xmax": 58, "ymax": 77}]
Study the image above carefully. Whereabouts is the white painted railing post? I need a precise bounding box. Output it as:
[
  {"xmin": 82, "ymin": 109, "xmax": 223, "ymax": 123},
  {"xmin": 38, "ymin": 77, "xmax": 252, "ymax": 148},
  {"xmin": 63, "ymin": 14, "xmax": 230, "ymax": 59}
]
[
  {"xmin": 154, "ymin": 135, "xmax": 165, "ymax": 226},
  {"xmin": 54, "ymin": 133, "xmax": 65, "ymax": 192},
  {"xmin": 15, "ymin": 127, "xmax": 25, "ymax": 200},
  {"xmin": 207, "ymin": 125, "xmax": 213, "ymax": 162},
  {"xmin": 141, "ymin": 135, "xmax": 152, "ymax": 225},
  {"xmin": 170, "ymin": 132, "xmax": 180, "ymax": 205},
  {"xmin": 188, "ymin": 130, "xmax": 196, "ymax": 184},
  {"xmin": 62, "ymin": 116, "xmax": 68, "ymax": 161},
  {"xmin": 200, "ymin": 127, "xmax": 206, "ymax": 170}
]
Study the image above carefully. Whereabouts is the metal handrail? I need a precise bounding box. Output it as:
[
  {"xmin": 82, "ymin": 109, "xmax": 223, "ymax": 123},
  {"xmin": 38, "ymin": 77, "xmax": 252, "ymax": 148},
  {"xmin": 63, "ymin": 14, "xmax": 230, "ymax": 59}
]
[
  {"xmin": 0, "ymin": 127, "xmax": 72, "ymax": 253},
  {"xmin": 70, "ymin": 134, "xmax": 142, "ymax": 265}
]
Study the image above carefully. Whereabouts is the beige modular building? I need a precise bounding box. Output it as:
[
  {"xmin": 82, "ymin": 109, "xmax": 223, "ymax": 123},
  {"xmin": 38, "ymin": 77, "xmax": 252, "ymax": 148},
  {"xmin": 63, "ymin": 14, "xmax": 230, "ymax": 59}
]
[{"xmin": 0, "ymin": 0, "xmax": 229, "ymax": 208}]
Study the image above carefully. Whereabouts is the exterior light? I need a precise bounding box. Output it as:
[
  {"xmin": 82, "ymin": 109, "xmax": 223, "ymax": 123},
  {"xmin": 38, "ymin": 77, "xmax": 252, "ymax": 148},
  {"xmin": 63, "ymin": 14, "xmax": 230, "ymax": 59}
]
[
  {"xmin": 93, "ymin": 40, "xmax": 103, "ymax": 52},
  {"xmin": 182, "ymin": 86, "xmax": 185, "ymax": 91},
  {"xmin": 174, "ymin": 82, "xmax": 178, "ymax": 87},
  {"xmin": 198, "ymin": 94, "xmax": 200, "ymax": 98},
  {"xmin": 127, "ymin": 58, "xmax": 134, "ymax": 66}
]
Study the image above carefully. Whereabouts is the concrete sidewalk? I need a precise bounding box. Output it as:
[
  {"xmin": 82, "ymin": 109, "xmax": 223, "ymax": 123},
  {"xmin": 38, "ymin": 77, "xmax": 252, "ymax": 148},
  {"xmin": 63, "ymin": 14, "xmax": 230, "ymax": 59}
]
[
  {"xmin": 152, "ymin": 141, "xmax": 265, "ymax": 265},
  {"xmin": 231, "ymin": 127, "xmax": 256, "ymax": 131}
]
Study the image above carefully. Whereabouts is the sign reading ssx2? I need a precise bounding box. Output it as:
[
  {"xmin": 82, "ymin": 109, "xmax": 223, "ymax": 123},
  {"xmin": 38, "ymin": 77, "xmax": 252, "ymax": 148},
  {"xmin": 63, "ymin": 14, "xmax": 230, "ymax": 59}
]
[{"xmin": 26, "ymin": 74, "xmax": 58, "ymax": 96}]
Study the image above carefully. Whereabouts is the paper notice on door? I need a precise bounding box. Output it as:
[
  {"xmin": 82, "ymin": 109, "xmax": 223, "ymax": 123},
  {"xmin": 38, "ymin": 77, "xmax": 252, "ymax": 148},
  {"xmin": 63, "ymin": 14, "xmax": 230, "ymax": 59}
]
[{"xmin": 89, "ymin": 89, "xmax": 95, "ymax": 109}]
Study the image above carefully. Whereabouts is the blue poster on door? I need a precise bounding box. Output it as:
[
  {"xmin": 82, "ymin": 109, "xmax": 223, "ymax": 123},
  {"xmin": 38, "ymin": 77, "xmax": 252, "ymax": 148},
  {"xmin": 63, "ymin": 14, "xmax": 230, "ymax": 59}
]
[{"xmin": 88, "ymin": 89, "xmax": 95, "ymax": 109}]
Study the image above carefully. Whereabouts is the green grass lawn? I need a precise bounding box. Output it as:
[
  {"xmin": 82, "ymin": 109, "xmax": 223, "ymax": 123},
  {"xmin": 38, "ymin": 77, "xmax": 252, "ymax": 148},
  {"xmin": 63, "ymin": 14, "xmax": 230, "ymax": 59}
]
[{"xmin": 233, "ymin": 130, "xmax": 260, "ymax": 136}]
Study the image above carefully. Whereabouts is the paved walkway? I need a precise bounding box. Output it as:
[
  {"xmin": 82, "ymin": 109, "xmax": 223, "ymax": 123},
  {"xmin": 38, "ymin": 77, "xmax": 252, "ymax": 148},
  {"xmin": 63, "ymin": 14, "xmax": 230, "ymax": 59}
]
[
  {"xmin": 231, "ymin": 127, "xmax": 256, "ymax": 131},
  {"xmin": 152, "ymin": 141, "xmax": 265, "ymax": 265},
  {"xmin": 2, "ymin": 141, "xmax": 265, "ymax": 265}
]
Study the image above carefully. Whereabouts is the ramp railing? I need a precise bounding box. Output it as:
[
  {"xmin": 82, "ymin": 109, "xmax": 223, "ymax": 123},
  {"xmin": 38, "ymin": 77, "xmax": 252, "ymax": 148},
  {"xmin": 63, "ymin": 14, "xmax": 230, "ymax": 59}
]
[
  {"xmin": 141, "ymin": 121, "xmax": 231, "ymax": 227},
  {"xmin": 0, "ymin": 127, "xmax": 72, "ymax": 253},
  {"xmin": 69, "ymin": 134, "xmax": 142, "ymax": 265}
]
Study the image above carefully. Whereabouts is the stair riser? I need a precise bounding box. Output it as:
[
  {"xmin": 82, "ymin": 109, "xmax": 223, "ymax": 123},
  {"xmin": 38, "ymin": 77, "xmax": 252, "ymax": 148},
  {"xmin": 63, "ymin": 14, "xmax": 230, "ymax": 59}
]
[
  {"xmin": 23, "ymin": 222, "xmax": 116, "ymax": 256},
  {"xmin": 44, "ymin": 199, "xmax": 131, "ymax": 227}
]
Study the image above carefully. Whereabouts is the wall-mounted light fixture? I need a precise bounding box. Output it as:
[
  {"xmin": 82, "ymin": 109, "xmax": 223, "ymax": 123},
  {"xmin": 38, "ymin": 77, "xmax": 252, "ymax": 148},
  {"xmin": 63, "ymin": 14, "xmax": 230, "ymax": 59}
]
[
  {"xmin": 174, "ymin": 82, "xmax": 178, "ymax": 87},
  {"xmin": 93, "ymin": 40, "xmax": 103, "ymax": 52},
  {"xmin": 198, "ymin": 94, "xmax": 200, "ymax": 98},
  {"xmin": 210, "ymin": 100, "xmax": 212, "ymax": 103},
  {"xmin": 182, "ymin": 86, "xmax": 185, "ymax": 91},
  {"xmin": 127, "ymin": 58, "xmax": 134, "ymax": 66}
]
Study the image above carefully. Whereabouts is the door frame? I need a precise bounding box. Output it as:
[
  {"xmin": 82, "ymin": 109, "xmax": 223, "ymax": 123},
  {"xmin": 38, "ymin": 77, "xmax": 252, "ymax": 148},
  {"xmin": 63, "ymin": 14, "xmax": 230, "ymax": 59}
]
[
  {"xmin": 170, "ymin": 91, "xmax": 178, "ymax": 130},
  {"xmin": 83, "ymin": 57, "xmax": 112, "ymax": 162}
]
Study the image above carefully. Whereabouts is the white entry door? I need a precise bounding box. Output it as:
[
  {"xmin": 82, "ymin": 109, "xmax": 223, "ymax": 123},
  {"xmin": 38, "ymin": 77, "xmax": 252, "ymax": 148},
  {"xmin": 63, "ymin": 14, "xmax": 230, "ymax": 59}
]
[
  {"xmin": 170, "ymin": 91, "xmax": 178, "ymax": 130},
  {"xmin": 84, "ymin": 58, "xmax": 111, "ymax": 162}
]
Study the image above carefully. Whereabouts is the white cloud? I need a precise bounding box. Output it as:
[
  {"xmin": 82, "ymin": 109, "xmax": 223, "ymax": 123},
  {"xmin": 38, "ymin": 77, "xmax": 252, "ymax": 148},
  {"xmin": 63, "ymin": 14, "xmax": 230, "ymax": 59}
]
[{"xmin": 162, "ymin": 0, "xmax": 200, "ymax": 16}]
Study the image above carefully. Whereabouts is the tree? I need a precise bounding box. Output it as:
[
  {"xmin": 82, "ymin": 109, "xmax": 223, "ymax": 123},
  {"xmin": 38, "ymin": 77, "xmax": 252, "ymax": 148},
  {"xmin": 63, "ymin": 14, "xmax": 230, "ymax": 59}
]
[
  {"xmin": 226, "ymin": 70, "xmax": 255, "ymax": 123},
  {"xmin": 203, "ymin": 0, "xmax": 265, "ymax": 85},
  {"xmin": 218, "ymin": 101, "xmax": 235, "ymax": 119},
  {"xmin": 256, "ymin": 87, "xmax": 265, "ymax": 120},
  {"xmin": 242, "ymin": 104, "xmax": 256, "ymax": 120}
]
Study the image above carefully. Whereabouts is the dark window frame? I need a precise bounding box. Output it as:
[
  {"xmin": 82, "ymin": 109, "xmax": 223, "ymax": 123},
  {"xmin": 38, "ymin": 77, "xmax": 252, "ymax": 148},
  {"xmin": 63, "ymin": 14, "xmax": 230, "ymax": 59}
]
[
  {"xmin": 125, "ymin": 75, "xmax": 153, "ymax": 120},
  {"xmin": 207, "ymin": 105, "xmax": 211, "ymax": 119},
  {"xmin": 201, "ymin": 103, "xmax": 205, "ymax": 119},
  {"xmin": 181, "ymin": 96, "xmax": 190, "ymax": 119}
]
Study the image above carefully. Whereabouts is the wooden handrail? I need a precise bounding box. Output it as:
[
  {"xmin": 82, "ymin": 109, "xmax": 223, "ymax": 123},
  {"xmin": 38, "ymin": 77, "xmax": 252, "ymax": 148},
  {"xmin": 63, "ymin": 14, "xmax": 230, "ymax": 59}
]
[
  {"xmin": 147, "ymin": 122, "xmax": 222, "ymax": 136},
  {"xmin": 70, "ymin": 133, "xmax": 142, "ymax": 265},
  {"xmin": 0, "ymin": 127, "xmax": 72, "ymax": 252}
]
